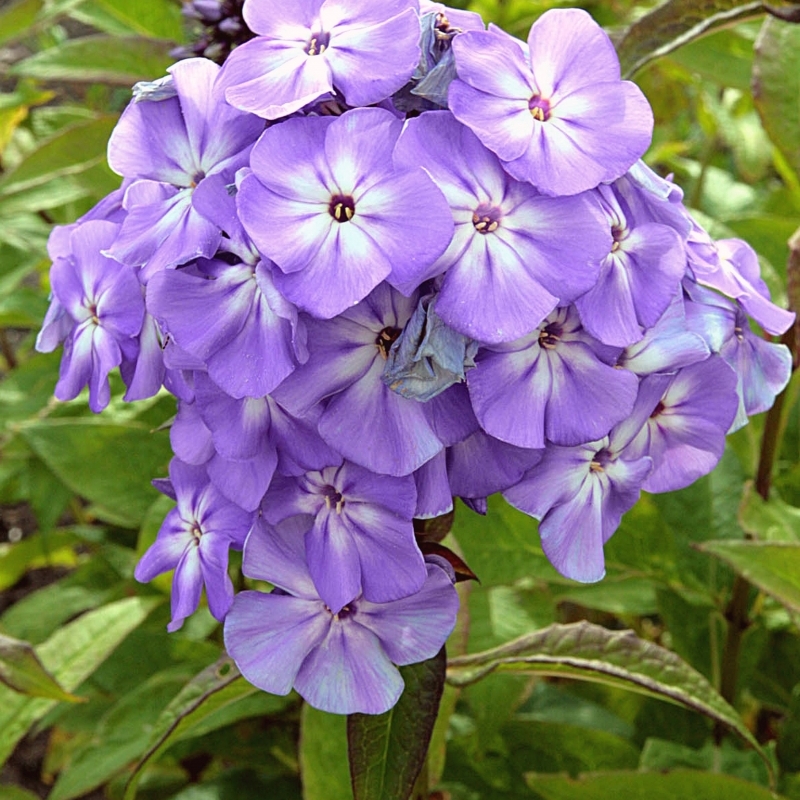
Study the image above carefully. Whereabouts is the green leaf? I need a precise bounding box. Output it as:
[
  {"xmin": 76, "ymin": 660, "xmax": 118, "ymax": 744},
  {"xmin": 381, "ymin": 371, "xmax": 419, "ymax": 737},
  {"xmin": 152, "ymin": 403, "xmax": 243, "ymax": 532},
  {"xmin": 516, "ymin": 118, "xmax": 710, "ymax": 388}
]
[
  {"xmin": 301, "ymin": 704, "xmax": 352, "ymax": 800},
  {"xmin": 446, "ymin": 621, "xmax": 769, "ymax": 772},
  {"xmin": 615, "ymin": 0, "xmax": 778, "ymax": 79},
  {"xmin": 124, "ymin": 656, "xmax": 289, "ymax": 800},
  {"xmin": 738, "ymin": 483, "xmax": 800, "ymax": 542},
  {"xmin": 81, "ymin": 0, "xmax": 183, "ymax": 40},
  {"xmin": 0, "ymin": 596, "xmax": 159, "ymax": 766},
  {"xmin": 9, "ymin": 35, "xmax": 174, "ymax": 84},
  {"xmin": 347, "ymin": 648, "xmax": 446, "ymax": 800},
  {"xmin": 0, "ymin": 787, "xmax": 41, "ymax": 800},
  {"xmin": 49, "ymin": 668, "xmax": 191, "ymax": 800},
  {"xmin": 20, "ymin": 419, "xmax": 171, "ymax": 528},
  {"xmin": 753, "ymin": 17, "xmax": 800, "ymax": 178},
  {"xmin": 525, "ymin": 770, "xmax": 787, "ymax": 799},
  {"xmin": 453, "ymin": 496, "xmax": 560, "ymax": 587},
  {"xmin": 697, "ymin": 540, "xmax": 800, "ymax": 613},
  {"xmin": 0, "ymin": 632, "xmax": 81, "ymax": 702},
  {"xmin": 0, "ymin": 531, "xmax": 80, "ymax": 592},
  {"xmin": 0, "ymin": 115, "xmax": 117, "ymax": 197},
  {"xmin": 0, "ymin": 0, "xmax": 45, "ymax": 46}
]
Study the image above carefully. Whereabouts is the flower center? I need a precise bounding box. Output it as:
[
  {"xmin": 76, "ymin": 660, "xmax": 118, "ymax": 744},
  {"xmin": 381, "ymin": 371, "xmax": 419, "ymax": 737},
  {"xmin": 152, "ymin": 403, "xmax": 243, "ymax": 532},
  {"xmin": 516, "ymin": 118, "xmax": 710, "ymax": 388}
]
[
  {"xmin": 650, "ymin": 400, "xmax": 666, "ymax": 419},
  {"xmin": 329, "ymin": 194, "xmax": 355, "ymax": 223},
  {"xmin": 590, "ymin": 448, "xmax": 612, "ymax": 473},
  {"xmin": 538, "ymin": 324, "xmax": 561, "ymax": 349},
  {"xmin": 376, "ymin": 326, "xmax": 402, "ymax": 359},
  {"xmin": 305, "ymin": 30, "xmax": 330, "ymax": 56},
  {"xmin": 472, "ymin": 207, "xmax": 501, "ymax": 234},
  {"xmin": 611, "ymin": 224, "xmax": 626, "ymax": 252},
  {"xmin": 528, "ymin": 95, "xmax": 551, "ymax": 122},
  {"xmin": 189, "ymin": 170, "xmax": 205, "ymax": 189},
  {"xmin": 86, "ymin": 302, "xmax": 100, "ymax": 325},
  {"xmin": 189, "ymin": 522, "xmax": 203, "ymax": 545},
  {"xmin": 734, "ymin": 325, "xmax": 744, "ymax": 341},
  {"xmin": 323, "ymin": 486, "xmax": 345, "ymax": 514}
]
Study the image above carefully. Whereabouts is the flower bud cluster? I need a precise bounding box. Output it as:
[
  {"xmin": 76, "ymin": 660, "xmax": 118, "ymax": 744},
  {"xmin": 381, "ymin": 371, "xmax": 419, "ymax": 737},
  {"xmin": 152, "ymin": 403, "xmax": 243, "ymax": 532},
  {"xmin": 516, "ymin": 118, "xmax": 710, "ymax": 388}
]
[{"xmin": 36, "ymin": 0, "xmax": 794, "ymax": 714}]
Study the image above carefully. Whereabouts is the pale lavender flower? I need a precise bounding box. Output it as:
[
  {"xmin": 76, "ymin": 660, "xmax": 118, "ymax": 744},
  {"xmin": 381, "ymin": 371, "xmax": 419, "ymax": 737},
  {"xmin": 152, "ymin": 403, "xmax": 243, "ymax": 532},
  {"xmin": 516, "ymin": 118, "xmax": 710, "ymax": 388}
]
[
  {"xmin": 135, "ymin": 458, "xmax": 252, "ymax": 631},
  {"xmin": 41, "ymin": 221, "xmax": 145, "ymax": 412},
  {"xmin": 263, "ymin": 460, "xmax": 425, "ymax": 612},
  {"xmin": 106, "ymin": 58, "xmax": 263, "ymax": 278},
  {"xmin": 504, "ymin": 380, "xmax": 659, "ymax": 582},
  {"xmin": 237, "ymin": 108, "xmax": 453, "ymax": 318},
  {"xmin": 273, "ymin": 283, "xmax": 457, "ymax": 476},
  {"xmin": 224, "ymin": 515, "xmax": 458, "ymax": 714},
  {"xmin": 467, "ymin": 305, "xmax": 639, "ymax": 449},
  {"xmin": 219, "ymin": 0, "xmax": 421, "ymax": 119},
  {"xmin": 448, "ymin": 9, "xmax": 653, "ymax": 196},
  {"xmin": 393, "ymin": 111, "xmax": 609, "ymax": 342},
  {"xmin": 623, "ymin": 356, "xmax": 739, "ymax": 493}
]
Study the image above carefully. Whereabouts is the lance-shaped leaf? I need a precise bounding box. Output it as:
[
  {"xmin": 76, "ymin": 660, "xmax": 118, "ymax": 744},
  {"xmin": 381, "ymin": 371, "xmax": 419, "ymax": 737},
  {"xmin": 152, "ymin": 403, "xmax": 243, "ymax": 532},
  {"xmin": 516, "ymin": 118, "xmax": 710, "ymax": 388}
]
[
  {"xmin": 348, "ymin": 648, "xmax": 446, "ymax": 800},
  {"xmin": 0, "ymin": 596, "xmax": 159, "ymax": 766},
  {"xmin": 526, "ymin": 769, "xmax": 786, "ymax": 799},
  {"xmin": 124, "ymin": 655, "xmax": 291, "ymax": 799},
  {"xmin": 697, "ymin": 540, "xmax": 800, "ymax": 614},
  {"xmin": 738, "ymin": 482, "xmax": 800, "ymax": 542},
  {"xmin": 615, "ymin": 0, "xmax": 800, "ymax": 79},
  {"xmin": 9, "ymin": 35, "xmax": 174, "ymax": 84},
  {"xmin": 0, "ymin": 633, "xmax": 82, "ymax": 702},
  {"xmin": 753, "ymin": 16, "xmax": 800, "ymax": 179},
  {"xmin": 446, "ymin": 621, "xmax": 768, "ymax": 772}
]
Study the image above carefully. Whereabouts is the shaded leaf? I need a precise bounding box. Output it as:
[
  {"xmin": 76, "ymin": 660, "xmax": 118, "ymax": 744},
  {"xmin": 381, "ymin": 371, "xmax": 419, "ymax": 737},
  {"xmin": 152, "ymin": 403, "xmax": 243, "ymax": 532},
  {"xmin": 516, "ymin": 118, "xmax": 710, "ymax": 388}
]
[
  {"xmin": 0, "ymin": 596, "xmax": 159, "ymax": 765},
  {"xmin": 123, "ymin": 656, "xmax": 289, "ymax": 800},
  {"xmin": 301, "ymin": 704, "xmax": 352, "ymax": 800},
  {"xmin": 9, "ymin": 35, "xmax": 174, "ymax": 84},
  {"xmin": 20, "ymin": 420, "xmax": 171, "ymax": 528},
  {"xmin": 85, "ymin": 0, "xmax": 183, "ymax": 40},
  {"xmin": 50, "ymin": 668, "xmax": 191, "ymax": 800},
  {"xmin": 753, "ymin": 17, "xmax": 800, "ymax": 185},
  {"xmin": 348, "ymin": 648, "xmax": 446, "ymax": 800},
  {"xmin": 739, "ymin": 482, "xmax": 800, "ymax": 542},
  {"xmin": 525, "ymin": 769, "xmax": 786, "ymax": 799},
  {"xmin": 0, "ymin": 632, "xmax": 82, "ymax": 702},
  {"xmin": 697, "ymin": 540, "xmax": 800, "ymax": 612},
  {"xmin": 0, "ymin": 531, "xmax": 80, "ymax": 593},
  {"xmin": 446, "ymin": 621, "xmax": 768, "ymax": 771},
  {"xmin": 615, "ymin": 0, "xmax": 782, "ymax": 79},
  {"xmin": 0, "ymin": 0, "xmax": 44, "ymax": 46},
  {"xmin": 0, "ymin": 115, "xmax": 117, "ymax": 197}
]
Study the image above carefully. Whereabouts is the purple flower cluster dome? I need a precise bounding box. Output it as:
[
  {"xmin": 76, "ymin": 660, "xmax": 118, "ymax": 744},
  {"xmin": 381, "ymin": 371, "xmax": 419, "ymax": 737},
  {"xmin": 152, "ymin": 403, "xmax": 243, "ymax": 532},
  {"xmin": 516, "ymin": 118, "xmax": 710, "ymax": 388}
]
[{"xmin": 38, "ymin": 1, "xmax": 794, "ymax": 715}]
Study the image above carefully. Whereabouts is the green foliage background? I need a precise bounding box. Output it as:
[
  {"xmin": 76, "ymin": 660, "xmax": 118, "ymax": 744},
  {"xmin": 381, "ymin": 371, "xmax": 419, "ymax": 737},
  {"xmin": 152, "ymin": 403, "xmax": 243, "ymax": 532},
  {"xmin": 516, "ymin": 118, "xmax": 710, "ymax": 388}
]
[{"xmin": 1, "ymin": 0, "xmax": 800, "ymax": 798}]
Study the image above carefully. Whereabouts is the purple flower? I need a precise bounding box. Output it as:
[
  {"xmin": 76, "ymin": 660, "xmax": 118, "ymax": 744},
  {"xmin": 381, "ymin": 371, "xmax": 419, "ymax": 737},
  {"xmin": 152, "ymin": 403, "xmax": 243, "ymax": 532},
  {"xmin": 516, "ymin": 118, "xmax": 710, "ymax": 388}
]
[
  {"xmin": 393, "ymin": 111, "xmax": 609, "ymax": 342},
  {"xmin": 237, "ymin": 108, "xmax": 454, "ymax": 318},
  {"xmin": 467, "ymin": 305, "xmax": 639, "ymax": 449},
  {"xmin": 263, "ymin": 460, "xmax": 425, "ymax": 612},
  {"xmin": 688, "ymin": 237, "xmax": 796, "ymax": 336},
  {"xmin": 448, "ymin": 9, "xmax": 653, "ymax": 195},
  {"xmin": 274, "ymin": 283, "xmax": 456, "ymax": 476},
  {"xmin": 135, "ymin": 458, "xmax": 252, "ymax": 631},
  {"xmin": 219, "ymin": 0, "xmax": 421, "ymax": 119},
  {"xmin": 617, "ymin": 295, "xmax": 710, "ymax": 376},
  {"xmin": 147, "ymin": 253, "xmax": 306, "ymax": 398},
  {"xmin": 685, "ymin": 284, "xmax": 792, "ymax": 426},
  {"xmin": 623, "ymin": 356, "xmax": 739, "ymax": 493},
  {"xmin": 574, "ymin": 181, "xmax": 686, "ymax": 346},
  {"xmin": 42, "ymin": 221, "xmax": 145, "ymax": 412},
  {"xmin": 106, "ymin": 58, "xmax": 263, "ymax": 278},
  {"xmin": 504, "ymin": 380, "xmax": 659, "ymax": 582},
  {"xmin": 224, "ymin": 515, "xmax": 459, "ymax": 714}
]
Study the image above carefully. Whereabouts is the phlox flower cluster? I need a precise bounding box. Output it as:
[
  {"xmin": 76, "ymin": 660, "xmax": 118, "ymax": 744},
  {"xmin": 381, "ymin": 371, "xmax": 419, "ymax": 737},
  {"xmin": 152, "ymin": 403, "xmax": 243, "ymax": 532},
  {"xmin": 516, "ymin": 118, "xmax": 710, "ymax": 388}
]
[{"xmin": 36, "ymin": 0, "xmax": 794, "ymax": 715}]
